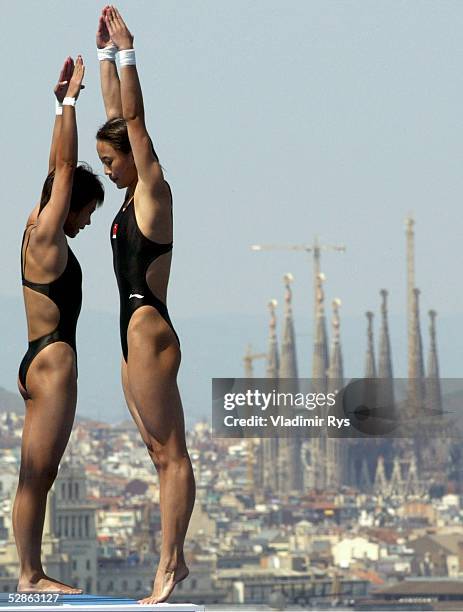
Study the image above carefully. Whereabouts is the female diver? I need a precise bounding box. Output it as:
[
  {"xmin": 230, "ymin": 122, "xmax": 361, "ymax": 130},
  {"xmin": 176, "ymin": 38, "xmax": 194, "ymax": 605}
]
[
  {"xmin": 14, "ymin": 56, "xmax": 104, "ymax": 593},
  {"xmin": 96, "ymin": 6, "xmax": 195, "ymax": 605}
]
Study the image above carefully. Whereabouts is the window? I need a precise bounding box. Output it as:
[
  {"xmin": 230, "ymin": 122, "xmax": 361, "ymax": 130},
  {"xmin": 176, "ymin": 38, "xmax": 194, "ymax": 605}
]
[
  {"xmin": 68, "ymin": 482, "xmax": 72, "ymax": 499},
  {"xmin": 72, "ymin": 560, "xmax": 77, "ymax": 571},
  {"xmin": 75, "ymin": 482, "xmax": 79, "ymax": 499},
  {"xmin": 85, "ymin": 515, "xmax": 90, "ymax": 537},
  {"xmin": 86, "ymin": 560, "xmax": 91, "ymax": 570},
  {"xmin": 62, "ymin": 483, "xmax": 66, "ymax": 499}
]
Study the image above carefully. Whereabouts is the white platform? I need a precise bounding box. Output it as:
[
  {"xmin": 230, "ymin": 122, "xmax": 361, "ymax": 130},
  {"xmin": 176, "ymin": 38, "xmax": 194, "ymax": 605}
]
[{"xmin": 0, "ymin": 595, "xmax": 204, "ymax": 612}]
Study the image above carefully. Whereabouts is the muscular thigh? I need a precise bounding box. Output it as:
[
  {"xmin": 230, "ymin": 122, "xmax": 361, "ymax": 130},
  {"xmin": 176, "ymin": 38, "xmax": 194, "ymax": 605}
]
[
  {"xmin": 25, "ymin": 341, "xmax": 77, "ymax": 401},
  {"xmin": 125, "ymin": 314, "xmax": 186, "ymax": 446},
  {"xmin": 127, "ymin": 306, "xmax": 180, "ymax": 366},
  {"xmin": 19, "ymin": 343, "xmax": 77, "ymax": 472}
]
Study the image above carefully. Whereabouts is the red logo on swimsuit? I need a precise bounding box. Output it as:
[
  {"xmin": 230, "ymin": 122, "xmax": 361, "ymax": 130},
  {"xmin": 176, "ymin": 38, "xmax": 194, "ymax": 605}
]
[{"xmin": 112, "ymin": 223, "xmax": 119, "ymax": 239}]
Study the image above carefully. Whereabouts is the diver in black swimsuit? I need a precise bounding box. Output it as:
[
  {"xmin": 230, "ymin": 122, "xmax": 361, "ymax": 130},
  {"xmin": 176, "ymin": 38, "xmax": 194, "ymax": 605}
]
[
  {"xmin": 110, "ymin": 193, "xmax": 179, "ymax": 362},
  {"xmin": 13, "ymin": 57, "xmax": 103, "ymax": 594},
  {"xmin": 19, "ymin": 214, "xmax": 82, "ymax": 392},
  {"xmin": 96, "ymin": 6, "xmax": 194, "ymax": 604}
]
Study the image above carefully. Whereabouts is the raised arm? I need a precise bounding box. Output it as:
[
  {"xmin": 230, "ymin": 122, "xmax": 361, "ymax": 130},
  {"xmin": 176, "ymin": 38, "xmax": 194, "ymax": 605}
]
[
  {"xmin": 37, "ymin": 57, "xmax": 85, "ymax": 242},
  {"xmin": 48, "ymin": 57, "xmax": 74, "ymax": 173},
  {"xmin": 97, "ymin": 6, "xmax": 122, "ymax": 119},
  {"xmin": 105, "ymin": 6, "xmax": 167, "ymax": 195}
]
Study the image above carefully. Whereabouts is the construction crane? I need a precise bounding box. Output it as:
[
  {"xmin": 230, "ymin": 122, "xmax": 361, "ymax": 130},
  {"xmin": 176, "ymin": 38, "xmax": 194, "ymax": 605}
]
[{"xmin": 251, "ymin": 237, "xmax": 346, "ymax": 323}]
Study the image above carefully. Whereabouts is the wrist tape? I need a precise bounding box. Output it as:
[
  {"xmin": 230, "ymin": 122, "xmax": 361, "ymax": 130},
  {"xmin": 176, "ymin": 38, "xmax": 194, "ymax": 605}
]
[
  {"xmin": 98, "ymin": 45, "xmax": 117, "ymax": 62},
  {"xmin": 118, "ymin": 48, "xmax": 136, "ymax": 66}
]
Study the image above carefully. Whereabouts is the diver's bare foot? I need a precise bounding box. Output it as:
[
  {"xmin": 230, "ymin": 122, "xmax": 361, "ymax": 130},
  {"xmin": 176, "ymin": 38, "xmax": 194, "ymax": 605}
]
[
  {"xmin": 17, "ymin": 574, "xmax": 82, "ymax": 594},
  {"xmin": 138, "ymin": 562, "xmax": 189, "ymax": 605}
]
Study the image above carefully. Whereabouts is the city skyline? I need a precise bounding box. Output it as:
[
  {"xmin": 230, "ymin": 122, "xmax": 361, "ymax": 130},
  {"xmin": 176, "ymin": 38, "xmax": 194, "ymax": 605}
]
[{"xmin": 1, "ymin": 410, "xmax": 463, "ymax": 607}]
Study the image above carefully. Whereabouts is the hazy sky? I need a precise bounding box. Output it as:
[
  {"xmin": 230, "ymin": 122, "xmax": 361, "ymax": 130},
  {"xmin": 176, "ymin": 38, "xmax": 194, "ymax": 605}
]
[
  {"xmin": 1, "ymin": 0, "xmax": 463, "ymax": 317},
  {"xmin": 1, "ymin": 1, "xmax": 463, "ymax": 336}
]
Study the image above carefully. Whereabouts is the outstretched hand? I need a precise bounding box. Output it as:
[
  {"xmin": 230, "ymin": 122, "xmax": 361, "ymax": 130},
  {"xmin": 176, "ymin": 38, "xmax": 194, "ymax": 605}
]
[
  {"xmin": 105, "ymin": 5, "xmax": 134, "ymax": 50},
  {"xmin": 97, "ymin": 5, "xmax": 113, "ymax": 48},
  {"xmin": 54, "ymin": 57, "xmax": 74, "ymax": 103},
  {"xmin": 66, "ymin": 55, "xmax": 85, "ymax": 100}
]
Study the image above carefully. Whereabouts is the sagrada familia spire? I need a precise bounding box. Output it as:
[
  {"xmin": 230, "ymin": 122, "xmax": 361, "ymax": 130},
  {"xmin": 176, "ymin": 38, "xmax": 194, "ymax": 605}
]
[
  {"xmin": 280, "ymin": 274, "xmax": 299, "ymax": 379},
  {"xmin": 426, "ymin": 310, "xmax": 442, "ymax": 414},
  {"xmin": 279, "ymin": 274, "xmax": 303, "ymax": 492},
  {"xmin": 326, "ymin": 298, "xmax": 345, "ymax": 488},
  {"xmin": 406, "ymin": 217, "xmax": 415, "ymax": 380},
  {"xmin": 305, "ymin": 273, "xmax": 329, "ymax": 491},
  {"xmin": 365, "ymin": 311, "xmax": 376, "ymax": 378},
  {"xmin": 421, "ymin": 309, "xmax": 448, "ymax": 486},
  {"xmin": 408, "ymin": 288, "xmax": 426, "ymax": 416},
  {"xmin": 406, "ymin": 216, "xmax": 426, "ymax": 417},
  {"xmin": 327, "ymin": 298, "xmax": 344, "ymax": 386},
  {"xmin": 376, "ymin": 289, "xmax": 395, "ymax": 418},
  {"xmin": 266, "ymin": 299, "xmax": 279, "ymax": 379},
  {"xmin": 261, "ymin": 299, "xmax": 279, "ymax": 492},
  {"xmin": 378, "ymin": 290, "xmax": 393, "ymax": 380},
  {"xmin": 312, "ymin": 273, "xmax": 329, "ymax": 392}
]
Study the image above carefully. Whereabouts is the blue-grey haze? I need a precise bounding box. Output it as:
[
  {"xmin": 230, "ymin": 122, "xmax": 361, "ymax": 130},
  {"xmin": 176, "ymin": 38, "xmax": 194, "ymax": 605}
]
[{"xmin": 1, "ymin": 293, "xmax": 461, "ymax": 425}]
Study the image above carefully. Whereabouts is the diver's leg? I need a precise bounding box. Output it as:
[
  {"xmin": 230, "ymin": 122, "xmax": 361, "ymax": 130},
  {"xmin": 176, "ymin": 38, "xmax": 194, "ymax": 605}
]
[
  {"xmin": 13, "ymin": 343, "xmax": 82, "ymax": 594},
  {"xmin": 126, "ymin": 307, "xmax": 195, "ymax": 604}
]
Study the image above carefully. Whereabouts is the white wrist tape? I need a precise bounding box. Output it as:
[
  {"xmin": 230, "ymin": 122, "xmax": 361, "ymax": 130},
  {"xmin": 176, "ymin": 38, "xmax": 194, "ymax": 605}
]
[
  {"xmin": 63, "ymin": 97, "xmax": 76, "ymax": 107},
  {"xmin": 118, "ymin": 48, "xmax": 136, "ymax": 66},
  {"xmin": 55, "ymin": 99, "xmax": 63, "ymax": 116},
  {"xmin": 98, "ymin": 45, "xmax": 117, "ymax": 62}
]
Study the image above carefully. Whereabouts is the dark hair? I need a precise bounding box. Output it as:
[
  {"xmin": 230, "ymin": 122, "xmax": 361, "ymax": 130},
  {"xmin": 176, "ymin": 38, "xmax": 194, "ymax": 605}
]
[
  {"xmin": 96, "ymin": 117, "xmax": 159, "ymax": 161},
  {"xmin": 40, "ymin": 163, "xmax": 105, "ymax": 213}
]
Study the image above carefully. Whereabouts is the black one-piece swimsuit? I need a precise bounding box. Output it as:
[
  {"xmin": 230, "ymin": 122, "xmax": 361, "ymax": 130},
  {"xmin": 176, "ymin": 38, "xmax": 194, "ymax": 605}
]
[
  {"xmin": 110, "ymin": 196, "xmax": 179, "ymax": 362},
  {"xmin": 19, "ymin": 228, "xmax": 82, "ymax": 390}
]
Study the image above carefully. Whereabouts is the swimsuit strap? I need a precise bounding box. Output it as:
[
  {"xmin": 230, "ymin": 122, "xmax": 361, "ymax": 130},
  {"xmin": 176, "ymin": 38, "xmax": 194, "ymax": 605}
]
[{"xmin": 122, "ymin": 194, "xmax": 135, "ymax": 212}]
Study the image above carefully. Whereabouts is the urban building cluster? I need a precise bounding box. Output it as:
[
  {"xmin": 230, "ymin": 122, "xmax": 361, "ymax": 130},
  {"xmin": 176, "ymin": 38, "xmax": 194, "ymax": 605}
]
[{"xmin": 0, "ymin": 410, "xmax": 462, "ymax": 608}]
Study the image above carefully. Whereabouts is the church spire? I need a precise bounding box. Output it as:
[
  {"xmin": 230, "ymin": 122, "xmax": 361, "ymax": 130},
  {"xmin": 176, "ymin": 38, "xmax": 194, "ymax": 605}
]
[
  {"xmin": 280, "ymin": 273, "xmax": 299, "ymax": 378},
  {"xmin": 365, "ymin": 311, "xmax": 376, "ymax": 378},
  {"xmin": 312, "ymin": 273, "xmax": 329, "ymax": 392},
  {"xmin": 266, "ymin": 299, "xmax": 279, "ymax": 379},
  {"xmin": 378, "ymin": 290, "xmax": 393, "ymax": 379},
  {"xmin": 328, "ymin": 298, "xmax": 343, "ymax": 386},
  {"xmin": 426, "ymin": 309, "xmax": 442, "ymax": 414},
  {"xmin": 408, "ymin": 288, "xmax": 426, "ymax": 416}
]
